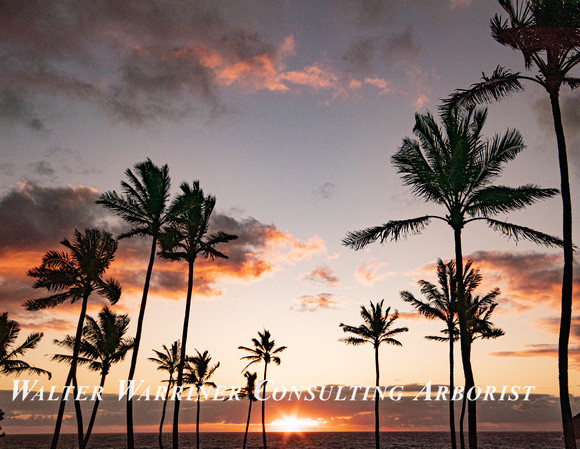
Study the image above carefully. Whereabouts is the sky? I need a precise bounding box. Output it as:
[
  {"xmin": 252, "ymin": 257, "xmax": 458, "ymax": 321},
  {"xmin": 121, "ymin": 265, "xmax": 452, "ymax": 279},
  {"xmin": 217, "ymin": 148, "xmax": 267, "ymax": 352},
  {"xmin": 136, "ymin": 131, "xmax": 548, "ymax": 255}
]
[{"xmin": 1, "ymin": 0, "xmax": 580, "ymax": 436}]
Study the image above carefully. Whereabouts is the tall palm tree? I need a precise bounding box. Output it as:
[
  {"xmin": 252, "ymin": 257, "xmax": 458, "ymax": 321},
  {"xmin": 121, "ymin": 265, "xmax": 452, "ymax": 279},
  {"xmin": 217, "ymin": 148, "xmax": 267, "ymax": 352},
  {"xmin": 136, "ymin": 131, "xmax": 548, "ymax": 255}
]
[
  {"xmin": 51, "ymin": 307, "xmax": 134, "ymax": 447},
  {"xmin": 239, "ymin": 371, "xmax": 258, "ymax": 449},
  {"xmin": 158, "ymin": 181, "xmax": 237, "ymax": 449},
  {"xmin": 183, "ymin": 350, "xmax": 220, "ymax": 449},
  {"xmin": 238, "ymin": 329, "xmax": 287, "ymax": 449},
  {"xmin": 97, "ymin": 158, "xmax": 171, "ymax": 449},
  {"xmin": 339, "ymin": 300, "xmax": 408, "ymax": 449},
  {"xmin": 148, "ymin": 341, "xmax": 181, "ymax": 449},
  {"xmin": 343, "ymin": 103, "xmax": 561, "ymax": 449},
  {"xmin": 448, "ymin": 3, "xmax": 580, "ymax": 445},
  {"xmin": 0, "ymin": 312, "xmax": 51, "ymax": 379},
  {"xmin": 400, "ymin": 259, "xmax": 459, "ymax": 449},
  {"xmin": 26, "ymin": 228, "xmax": 121, "ymax": 449}
]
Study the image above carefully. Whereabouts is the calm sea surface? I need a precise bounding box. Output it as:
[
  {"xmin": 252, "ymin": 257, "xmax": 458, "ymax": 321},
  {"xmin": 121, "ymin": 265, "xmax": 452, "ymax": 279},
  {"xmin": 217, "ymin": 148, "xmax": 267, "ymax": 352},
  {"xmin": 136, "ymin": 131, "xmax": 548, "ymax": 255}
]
[{"xmin": 0, "ymin": 432, "xmax": 566, "ymax": 449}]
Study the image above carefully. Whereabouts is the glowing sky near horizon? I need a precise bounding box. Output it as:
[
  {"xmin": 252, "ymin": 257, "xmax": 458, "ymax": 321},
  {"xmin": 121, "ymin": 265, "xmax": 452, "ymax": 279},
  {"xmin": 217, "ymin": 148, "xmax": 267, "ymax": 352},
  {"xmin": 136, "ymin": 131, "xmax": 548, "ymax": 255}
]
[{"xmin": 0, "ymin": 0, "xmax": 579, "ymax": 434}]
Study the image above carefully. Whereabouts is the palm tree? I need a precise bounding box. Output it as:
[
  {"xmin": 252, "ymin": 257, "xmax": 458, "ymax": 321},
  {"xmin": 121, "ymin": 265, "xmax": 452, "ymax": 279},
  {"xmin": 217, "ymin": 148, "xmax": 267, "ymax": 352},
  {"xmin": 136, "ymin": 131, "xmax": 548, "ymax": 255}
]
[
  {"xmin": 51, "ymin": 307, "xmax": 134, "ymax": 447},
  {"xmin": 239, "ymin": 371, "xmax": 258, "ymax": 449},
  {"xmin": 26, "ymin": 228, "xmax": 121, "ymax": 449},
  {"xmin": 339, "ymin": 300, "xmax": 408, "ymax": 449},
  {"xmin": 0, "ymin": 312, "xmax": 51, "ymax": 379},
  {"xmin": 183, "ymin": 350, "xmax": 220, "ymax": 449},
  {"xmin": 343, "ymin": 103, "xmax": 561, "ymax": 449},
  {"xmin": 158, "ymin": 181, "xmax": 237, "ymax": 449},
  {"xmin": 97, "ymin": 158, "xmax": 171, "ymax": 449},
  {"xmin": 238, "ymin": 329, "xmax": 287, "ymax": 449},
  {"xmin": 400, "ymin": 259, "xmax": 459, "ymax": 449},
  {"xmin": 447, "ymin": 3, "xmax": 580, "ymax": 445},
  {"xmin": 148, "ymin": 341, "xmax": 181, "ymax": 449}
]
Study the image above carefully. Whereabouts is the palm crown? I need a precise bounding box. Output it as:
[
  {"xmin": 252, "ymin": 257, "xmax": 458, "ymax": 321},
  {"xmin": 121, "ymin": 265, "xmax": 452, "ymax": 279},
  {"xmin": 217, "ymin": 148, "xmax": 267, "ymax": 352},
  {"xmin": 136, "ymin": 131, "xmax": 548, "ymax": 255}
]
[
  {"xmin": 184, "ymin": 350, "xmax": 220, "ymax": 391},
  {"xmin": 343, "ymin": 104, "xmax": 561, "ymax": 250},
  {"xmin": 238, "ymin": 329, "xmax": 287, "ymax": 371}
]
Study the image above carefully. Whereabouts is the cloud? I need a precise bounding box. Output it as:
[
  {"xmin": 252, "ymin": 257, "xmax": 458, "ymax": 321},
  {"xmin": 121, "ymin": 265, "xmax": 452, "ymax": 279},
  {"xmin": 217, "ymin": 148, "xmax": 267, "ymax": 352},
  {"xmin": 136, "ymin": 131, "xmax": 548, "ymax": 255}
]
[
  {"xmin": 292, "ymin": 294, "xmax": 343, "ymax": 312},
  {"xmin": 382, "ymin": 26, "xmax": 421, "ymax": 68},
  {"xmin": 301, "ymin": 265, "xmax": 340, "ymax": 286},
  {"xmin": 356, "ymin": 262, "xmax": 394, "ymax": 286},
  {"xmin": 467, "ymin": 250, "xmax": 580, "ymax": 311},
  {"xmin": 449, "ymin": 0, "xmax": 472, "ymax": 9},
  {"xmin": 314, "ymin": 182, "xmax": 335, "ymax": 200}
]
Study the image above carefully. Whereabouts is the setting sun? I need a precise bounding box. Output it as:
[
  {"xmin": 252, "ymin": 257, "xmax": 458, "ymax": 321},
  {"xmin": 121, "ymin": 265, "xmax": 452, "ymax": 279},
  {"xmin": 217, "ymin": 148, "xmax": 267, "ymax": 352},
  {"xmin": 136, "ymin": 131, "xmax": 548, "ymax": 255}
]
[{"xmin": 271, "ymin": 415, "xmax": 326, "ymax": 432}]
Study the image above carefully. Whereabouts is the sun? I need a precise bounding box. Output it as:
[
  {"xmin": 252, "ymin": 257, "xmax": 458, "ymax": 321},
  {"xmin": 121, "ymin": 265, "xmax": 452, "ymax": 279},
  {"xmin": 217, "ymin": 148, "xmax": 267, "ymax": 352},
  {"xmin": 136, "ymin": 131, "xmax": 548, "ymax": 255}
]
[{"xmin": 271, "ymin": 415, "xmax": 325, "ymax": 432}]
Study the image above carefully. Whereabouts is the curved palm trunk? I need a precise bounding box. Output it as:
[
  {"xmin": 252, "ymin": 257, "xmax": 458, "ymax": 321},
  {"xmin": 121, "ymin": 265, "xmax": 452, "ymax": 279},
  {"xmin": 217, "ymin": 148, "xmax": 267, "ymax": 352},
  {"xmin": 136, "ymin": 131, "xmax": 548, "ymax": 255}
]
[
  {"xmin": 83, "ymin": 371, "xmax": 107, "ymax": 447},
  {"xmin": 72, "ymin": 374, "xmax": 85, "ymax": 449},
  {"xmin": 127, "ymin": 236, "xmax": 158, "ymax": 449},
  {"xmin": 454, "ymin": 228, "xmax": 477, "ymax": 449},
  {"xmin": 460, "ymin": 393, "xmax": 466, "ymax": 449},
  {"xmin": 158, "ymin": 379, "xmax": 173, "ymax": 449},
  {"xmin": 196, "ymin": 388, "xmax": 201, "ymax": 449},
  {"xmin": 51, "ymin": 292, "xmax": 89, "ymax": 449},
  {"xmin": 172, "ymin": 260, "xmax": 195, "ymax": 449},
  {"xmin": 262, "ymin": 362, "xmax": 268, "ymax": 449},
  {"xmin": 374, "ymin": 345, "xmax": 380, "ymax": 449},
  {"xmin": 449, "ymin": 325, "xmax": 457, "ymax": 449},
  {"xmin": 550, "ymin": 90, "xmax": 576, "ymax": 449},
  {"xmin": 243, "ymin": 399, "xmax": 253, "ymax": 449}
]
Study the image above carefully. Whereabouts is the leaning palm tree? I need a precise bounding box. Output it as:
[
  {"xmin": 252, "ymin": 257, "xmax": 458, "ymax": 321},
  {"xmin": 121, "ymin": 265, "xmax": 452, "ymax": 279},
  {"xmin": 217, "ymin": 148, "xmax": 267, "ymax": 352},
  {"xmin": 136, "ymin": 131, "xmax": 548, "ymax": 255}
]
[
  {"xmin": 51, "ymin": 307, "xmax": 134, "ymax": 448},
  {"xmin": 158, "ymin": 181, "xmax": 237, "ymax": 449},
  {"xmin": 447, "ymin": 3, "xmax": 580, "ymax": 445},
  {"xmin": 0, "ymin": 312, "xmax": 51, "ymax": 380},
  {"xmin": 239, "ymin": 371, "xmax": 258, "ymax": 449},
  {"xmin": 26, "ymin": 228, "xmax": 121, "ymax": 449},
  {"xmin": 238, "ymin": 329, "xmax": 287, "ymax": 449},
  {"xmin": 343, "ymin": 103, "xmax": 561, "ymax": 449},
  {"xmin": 183, "ymin": 350, "xmax": 220, "ymax": 449},
  {"xmin": 339, "ymin": 300, "xmax": 408, "ymax": 449},
  {"xmin": 400, "ymin": 259, "xmax": 460, "ymax": 449},
  {"xmin": 148, "ymin": 341, "xmax": 181, "ymax": 449},
  {"xmin": 97, "ymin": 158, "xmax": 171, "ymax": 449}
]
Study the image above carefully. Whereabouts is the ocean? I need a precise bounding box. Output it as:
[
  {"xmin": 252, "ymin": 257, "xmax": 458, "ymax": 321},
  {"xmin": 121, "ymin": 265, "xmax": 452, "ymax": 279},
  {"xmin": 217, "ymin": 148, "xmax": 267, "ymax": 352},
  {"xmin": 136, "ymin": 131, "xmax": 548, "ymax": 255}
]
[{"xmin": 0, "ymin": 432, "xmax": 567, "ymax": 448}]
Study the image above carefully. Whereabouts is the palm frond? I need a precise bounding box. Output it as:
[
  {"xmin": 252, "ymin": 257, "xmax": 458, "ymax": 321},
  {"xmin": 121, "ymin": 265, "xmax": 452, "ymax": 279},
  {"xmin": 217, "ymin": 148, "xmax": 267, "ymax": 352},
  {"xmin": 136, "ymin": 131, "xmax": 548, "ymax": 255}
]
[
  {"xmin": 343, "ymin": 216, "xmax": 434, "ymax": 250},
  {"xmin": 486, "ymin": 218, "xmax": 564, "ymax": 247}
]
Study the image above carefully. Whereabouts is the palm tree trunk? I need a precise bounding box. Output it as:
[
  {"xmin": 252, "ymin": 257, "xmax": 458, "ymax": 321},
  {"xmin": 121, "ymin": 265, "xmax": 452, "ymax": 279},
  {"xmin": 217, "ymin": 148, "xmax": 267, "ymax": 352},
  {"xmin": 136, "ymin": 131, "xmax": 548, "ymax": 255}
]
[
  {"xmin": 262, "ymin": 362, "xmax": 268, "ymax": 449},
  {"xmin": 158, "ymin": 380, "xmax": 172, "ymax": 449},
  {"xmin": 550, "ymin": 90, "xmax": 577, "ymax": 449},
  {"xmin": 374, "ymin": 345, "xmax": 380, "ymax": 449},
  {"xmin": 460, "ymin": 392, "xmax": 466, "ymax": 449},
  {"xmin": 454, "ymin": 227, "xmax": 477, "ymax": 449},
  {"xmin": 51, "ymin": 292, "xmax": 89, "ymax": 449},
  {"xmin": 449, "ymin": 326, "xmax": 457, "ymax": 449},
  {"xmin": 173, "ymin": 260, "xmax": 195, "ymax": 449},
  {"xmin": 83, "ymin": 371, "xmax": 106, "ymax": 447},
  {"xmin": 72, "ymin": 374, "xmax": 85, "ymax": 449},
  {"xmin": 127, "ymin": 235, "xmax": 158, "ymax": 449},
  {"xmin": 196, "ymin": 389, "xmax": 201, "ymax": 449},
  {"xmin": 243, "ymin": 399, "xmax": 253, "ymax": 449}
]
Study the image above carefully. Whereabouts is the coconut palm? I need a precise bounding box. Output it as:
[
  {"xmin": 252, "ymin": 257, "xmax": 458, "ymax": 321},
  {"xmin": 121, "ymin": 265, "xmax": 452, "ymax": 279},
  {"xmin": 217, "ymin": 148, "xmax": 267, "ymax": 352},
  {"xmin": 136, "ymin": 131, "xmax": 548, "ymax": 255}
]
[
  {"xmin": 97, "ymin": 158, "xmax": 170, "ymax": 449},
  {"xmin": 158, "ymin": 180, "xmax": 237, "ymax": 449},
  {"xmin": 239, "ymin": 371, "xmax": 258, "ymax": 449},
  {"xmin": 400, "ymin": 259, "xmax": 459, "ymax": 449},
  {"xmin": 148, "ymin": 341, "xmax": 181, "ymax": 449},
  {"xmin": 343, "ymin": 103, "xmax": 561, "ymax": 449},
  {"xmin": 183, "ymin": 350, "xmax": 220, "ymax": 449},
  {"xmin": 0, "ymin": 312, "xmax": 51, "ymax": 380},
  {"xmin": 447, "ymin": 3, "xmax": 580, "ymax": 445},
  {"xmin": 339, "ymin": 300, "xmax": 408, "ymax": 449},
  {"xmin": 238, "ymin": 329, "xmax": 287, "ymax": 449},
  {"xmin": 26, "ymin": 228, "xmax": 121, "ymax": 449},
  {"xmin": 51, "ymin": 307, "xmax": 134, "ymax": 447}
]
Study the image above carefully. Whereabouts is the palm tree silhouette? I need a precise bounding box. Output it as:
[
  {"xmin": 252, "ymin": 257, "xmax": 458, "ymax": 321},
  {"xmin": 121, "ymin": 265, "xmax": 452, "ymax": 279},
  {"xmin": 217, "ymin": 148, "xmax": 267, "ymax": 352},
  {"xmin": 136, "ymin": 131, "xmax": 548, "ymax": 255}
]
[
  {"xmin": 183, "ymin": 350, "xmax": 220, "ymax": 449},
  {"xmin": 339, "ymin": 300, "xmax": 408, "ymax": 449},
  {"xmin": 401, "ymin": 259, "xmax": 459, "ymax": 449},
  {"xmin": 51, "ymin": 307, "xmax": 134, "ymax": 447},
  {"xmin": 97, "ymin": 158, "xmax": 171, "ymax": 449},
  {"xmin": 238, "ymin": 329, "xmax": 287, "ymax": 449},
  {"xmin": 0, "ymin": 312, "xmax": 51, "ymax": 379},
  {"xmin": 343, "ymin": 103, "xmax": 561, "ymax": 449},
  {"xmin": 239, "ymin": 371, "xmax": 258, "ymax": 449},
  {"xmin": 148, "ymin": 341, "xmax": 181, "ymax": 449},
  {"xmin": 26, "ymin": 228, "xmax": 120, "ymax": 449},
  {"xmin": 158, "ymin": 181, "xmax": 237, "ymax": 449},
  {"xmin": 448, "ymin": 3, "xmax": 580, "ymax": 445}
]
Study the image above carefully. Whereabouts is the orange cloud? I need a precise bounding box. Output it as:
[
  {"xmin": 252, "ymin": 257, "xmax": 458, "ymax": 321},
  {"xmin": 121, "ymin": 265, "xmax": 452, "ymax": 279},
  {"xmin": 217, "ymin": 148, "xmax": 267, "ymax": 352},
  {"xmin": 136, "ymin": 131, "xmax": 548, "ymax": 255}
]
[
  {"xmin": 291, "ymin": 294, "xmax": 343, "ymax": 312},
  {"xmin": 300, "ymin": 265, "xmax": 340, "ymax": 286},
  {"xmin": 356, "ymin": 262, "xmax": 394, "ymax": 287}
]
